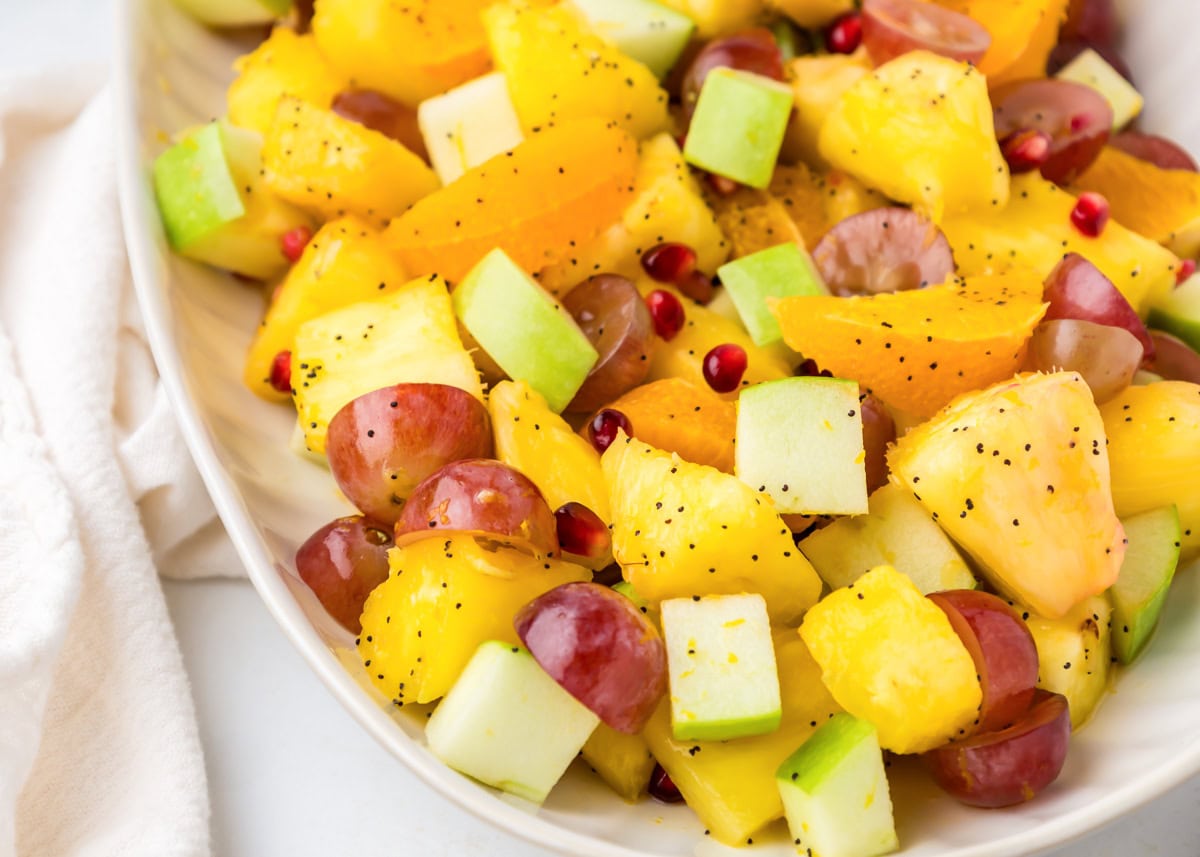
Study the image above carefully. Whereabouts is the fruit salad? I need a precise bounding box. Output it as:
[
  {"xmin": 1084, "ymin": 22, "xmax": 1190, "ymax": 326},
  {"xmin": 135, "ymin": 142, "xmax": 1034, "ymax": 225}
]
[{"xmin": 153, "ymin": 0, "xmax": 1200, "ymax": 852}]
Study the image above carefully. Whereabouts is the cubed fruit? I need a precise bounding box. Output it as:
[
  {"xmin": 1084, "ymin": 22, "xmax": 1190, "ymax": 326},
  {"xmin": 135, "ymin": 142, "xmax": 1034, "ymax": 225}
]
[
  {"xmin": 776, "ymin": 715, "xmax": 898, "ymax": 857},
  {"xmin": 782, "ymin": 54, "xmax": 872, "ymax": 170},
  {"xmin": 153, "ymin": 121, "xmax": 311, "ymax": 280},
  {"xmin": 1100, "ymin": 381, "xmax": 1200, "ymax": 558},
  {"xmin": 656, "ymin": 0, "xmax": 762, "ymax": 37},
  {"xmin": 736, "ymin": 377, "xmax": 868, "ymax": 516},
  {"xmin": 485, "ymin": 1, "xmax": 670, "ymax": 140},
  {"xmin": 570, "ymin": 0, "xmax": 695, "ymax": 78},
  {"xmin": 819, "ymin": 52, "xmax": 1008, "ymax": 221},
  {"xmin": 599, "ymin": 378, "xmax": 737, "ymax": 473},
  {"xmin": 454, "ymin": 249, "xmax": 598, "ymax": 413},
  {"xmin": 800, "ymin": 483, "xmax": 976, "ymax": 594},
  {"xmin": 1112, "ymin": 506, "xmax": 1182, "ymax": 664},
  {"xmin": 417, "ymin": 72, "xmax": 525, "ymax": 186},
  {"xmin": 291, "ymin": 275, "xmax": 481, "ymax": 453},
  {"xmin": 707, "ymin": 186, "xmax": 807, "ymax": 262},
  {"xmin": 581, "ymin": 724, "xmax": 656, "ymax": 802},
  {"xmin": 425, "ymin": 641, "xmax": 599, "ymax": 804},
  {"xmin": 942, "ymin": 174, "xmax": 1178, "ymax": 314},
  {"xmin": 170, "ymin": 0, "xmax": 287, "ymax": 27},
  {"xmin": 643, "ymin": 632, "xmax": 843, "ymax": 846},
  {"xmin": 603, "ymin": 435, "xmax": 822, "ymax": 623},
  {"xmin": 800, "ymin": 566, "xmax": 982, "ymax": 755},
  {"xmin": 263, "ymin": 98, "xmax": 438, "ymax": 227},
  {"xmin": 684, "ymin": 68, "xmax": 794, "ymax": 190},
  {"xmin": 1024, "ymin": 595, "xmax": 1112, "ymax": 728},
  {"xmin": 1056, "ymin": 48, "xmax": 1143, "ymax": 130},
  {"xmin": 888, "ymin": 373, "xmax": 1125, "ymax": 619},
  {"xmin": 227, "ymin": 29, "xmax": 345, "ymax": 137},
  {"xmin": 769, "ymin": 0, "xmax": 854, "ymax": 27},
  {"xmin": 312, "ymin": 0, "xmax": 493, "ymax": 106},
  {"xmin": 385, "ymin": 118, "xmax": 638, "ymax": 283},
  {"xmin": 662, "ymin": 594, "xmax": 781, "ymax": 741},
  {"xmin": 244, "ymin": 217, "xmax": 406, "ymax": 401},
  {"xmin": 1149, "ymin": 275, "xmax": 1200, "ymax": 353},
  {"xmin": 358, "ymin": 536, "xmax": 589, "ymax": 705},
  {"xmin": 718, "ymin": 243, "xmax": 827, "ymax": 346}
]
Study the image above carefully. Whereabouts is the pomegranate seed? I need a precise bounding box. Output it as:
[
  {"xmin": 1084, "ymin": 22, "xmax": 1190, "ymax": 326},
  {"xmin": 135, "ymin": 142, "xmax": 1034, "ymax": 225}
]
[
  {"xmin": 554, "ymin": 502, "xmax": 611, "ymax": 559},
  {"xmin": 677, "ymin": 269, "xmax": 716, "ymax": 304},
  {"xmin": 1070, "ymin": 192, "xmax": 1110, "ymax": 238},
  {"xmin": 648, "ymin": 764, "xmax": 684, "ymax": 804},
  {"xmin": 706, "ymin": 173, "xmax": 740, "ymax": 195},
  {"xmin": 646, "ymin": 289, "xmax": 687, "ymax": 341},
  {"xmin": 269, "ymin": 350, "xmax": 292, "ymax": 394},
  {"xmin": 1000, "ymin": 129, "xmax": 1052, "ymax": 174},
  {"xmin": 796, "ymin": 357, "xmax": 833, "ymax": 378},
  {"xmin": 642, "ymin": 243, "xmax": 698, "ymax": 284},
  {"xmin": 825, "ymin": 13, "xmax": 863, "ymax": 54},
  {"xmin": 703, "ymin": 343, "xmax": 748, "ymax": 393},
  {"xmin": 1177, "ymin": 259, "xmax": 1197, "ymax": 285},
  {"xmin": 588, "ymin": 408, "xmax": 633, "ymax": 454},
  {"xmin": 280, "ymin": 225, "xmax": 313, "ymax": 263}
]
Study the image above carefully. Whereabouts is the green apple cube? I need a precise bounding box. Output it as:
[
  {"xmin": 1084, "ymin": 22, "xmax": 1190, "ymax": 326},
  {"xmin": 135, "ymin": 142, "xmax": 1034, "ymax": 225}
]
[
  {"xmin": 153, "ymin": 120, "xmax": 310, "ymax": 279},
  {"xmin": 425, "ymin": 641, "xmax": 600, "ymax": 804},
  {"xmin": 661, "ymin": 593, "xmax": 781, "ymax": 741},
  {"xmin": 1112, "ymin": 505, "xmax": 1182, "ymax": 664},
  {"xmin": 683, "ymin": 67, "xmax": 793, "ymax": 189},
  {"xmin": 736, "ymin": 377, "xmax": 868, "ymax": 515},
  {"xmin": 1056, "ymin": 48, "xmax": 1143, "ymax": 130},
  {"xmin": 569, "ymin": 0, "xmax": 695, "ymax": 78},
  {"xmin": 417, "ymin": 71, "xmax": 525, "ymax": 185},
  {"xmin": 800, "ymin": 484, "xmax": 975, "ymax": 594},
  {"xmin": 1148, "ymin": 273, "xmax": 1200, "ymax": 352},
  {"xmin": 170, "ymin": 0, "xmax": 289, "ymax": 27},
  {"xmin": 776, "ymin": 714, "xmax": 898, "ymax": 857},
  {"xmin": 718, "ymin": 243, "xmax": 827, "ymax": 346},
  {"xmin": 453, "ymin": 249, "xmax": 599, "ymax": 413}
]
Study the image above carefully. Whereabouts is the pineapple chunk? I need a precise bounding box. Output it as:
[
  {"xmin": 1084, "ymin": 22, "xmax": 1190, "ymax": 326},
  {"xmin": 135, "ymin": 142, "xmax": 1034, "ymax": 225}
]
[
  {"xmin": 942, "ymin": 173, "xmax": 1178, "ymax": 313},
  {"xmin": 244, "ymin": 217, "xmax": 406, "ymax": 401},
  {"xmin": 819, "ymin": 51, "xmax": 1008, "ymax": 221},
  {"xmin": 782, "ymin": 53, "xmax": 871, "ymax": 170},
  {"xmin": 227, "ymin": 29, "xmax": 345, "ymax": 137},
  {"xmin": 602, "ymin": 435, "xmax": 822, "ymax": 624},
  {"xmin": 1025, "ymin": 595, "xmax": 1113, "ymax": 728},
  {"xmin": 263, "ymin": 98, "xmax": 439, "ymax": 227},
  {"xmin": 291, "ymin": 275, "xmax": 482, "ymax": 453},
  {"xmin": 358, "ymin": 535, "xmax": 588, "ymax": 705},
  {"xmin": 657, "ymin": 0, "xmax": 763, "ymax": 37},
  {"xmin": 642, "ymin": 632, "xmax": 842, "ymax": 846},
  {"xmin": 581, "ymin": 725, "xmax": 656, "ymax": 802},
  {"xmin": 800, "ymin": 566, "xmax": 982, "ymax": 754},
  {"xmin": 485, "ymin": 1, "xmax": 670, "ymax": 140}
]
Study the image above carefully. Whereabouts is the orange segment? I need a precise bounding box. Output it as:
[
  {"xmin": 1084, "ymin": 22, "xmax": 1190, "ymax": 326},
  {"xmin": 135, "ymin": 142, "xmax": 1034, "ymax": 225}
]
[
  {"xmin": 771, "ymin": 274, "xmax": 1048, "ymax": 417},
  {"xmin": 600, "ymin": 378, "xmax": 737, "ymax": 473},
  {"xmin": 934, "ymin": 0, "xmax": 1065, "ymax": 80},
  {"xmin": 384, "ymin": 119, "xmax": 638, "ymax": 283},
  {"xmin": 983, "ymin": 0, "xmax": 1069, "ymax": 86}
]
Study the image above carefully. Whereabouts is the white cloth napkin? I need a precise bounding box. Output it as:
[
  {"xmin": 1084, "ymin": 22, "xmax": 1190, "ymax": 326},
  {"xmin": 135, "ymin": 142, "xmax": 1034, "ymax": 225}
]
[{"xmin": 0, "ymin": 69, "xmax": 239, "ymax": 857}]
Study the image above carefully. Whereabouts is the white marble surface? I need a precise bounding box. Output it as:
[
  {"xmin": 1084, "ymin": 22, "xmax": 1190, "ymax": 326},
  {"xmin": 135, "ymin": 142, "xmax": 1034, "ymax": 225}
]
[{"xmin": 9, "ymin": 0, "xmax": 1200, "ymax": 854}]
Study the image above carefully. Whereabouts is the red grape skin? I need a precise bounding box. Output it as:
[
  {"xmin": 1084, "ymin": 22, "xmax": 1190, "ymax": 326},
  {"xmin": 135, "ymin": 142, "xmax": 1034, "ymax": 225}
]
[
  {"xmin": 1147, "ymin": 331, "xmax": 1200, "ymax": 384},
  {"xmin": 1111, "ymin": 131, "xmax": 1200, "ymax": 172},
  {"xmin": 928, "ymin": 590, "xmax": 1039, "ymax": 734},
  {"xmin": 295, "ymin": 516, "xmax": 393, "ymax": 633},
  {"xmin": 1062, "ymin": 0, "xmax": 1117, "ymax": 49},
  {"xmin": 1042, "ymin": 253, "xmax": 1154, "ymax": 360},
  {"xmin": 332, "ymin": 90, "xmax": 428, "ymax": 161},
  {"xmin": 923, "ymin": 690, "xmax": 1071, "ymax": 808},
  {"xmin": 861, "ymin": 0, "xmax": 991, "ymax": 66},
  {"xmin": 992, "ymin": 79, "xmax": 1112, "ymax": 185},
  {"xmin": 514, "ymin": 582, "xmax": 668, "ymax": 733},
  {"xmin": 1025, "ymin": 319, "xmax": 1143, "ymax": 404},
  {"xmin": 393, "ymin": 459, "xmax": 560, "ymax": 557},
  {"xmin": 563, "ymin": 275, "xmax": 655, "ymax": 413},
  {"xmin": 679, "ymin": 29, "xmax": 784, "ymax": 120},
  {"xmin": 326, "ymin": 384, "xmax": 494, "ymax": 526},
  {"xmin": 813, "ymin": 208, "xmax": 956, "ymax": 297},
  {"xmin": 860, "ymin": 392, "xmax": 896, "ymax": 494}
]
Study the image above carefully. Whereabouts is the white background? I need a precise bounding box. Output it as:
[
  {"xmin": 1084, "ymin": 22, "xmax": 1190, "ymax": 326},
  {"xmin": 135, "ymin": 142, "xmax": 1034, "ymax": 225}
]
[{"xmin": 7, "ymin": 1, "xmax": 1200, "ymax": 854}]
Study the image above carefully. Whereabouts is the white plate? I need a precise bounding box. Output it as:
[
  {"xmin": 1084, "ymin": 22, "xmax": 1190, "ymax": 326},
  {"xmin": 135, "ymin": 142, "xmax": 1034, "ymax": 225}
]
[{"xmin": 114, "ymin": 1, "xmax": 1200, "ymax": 854}]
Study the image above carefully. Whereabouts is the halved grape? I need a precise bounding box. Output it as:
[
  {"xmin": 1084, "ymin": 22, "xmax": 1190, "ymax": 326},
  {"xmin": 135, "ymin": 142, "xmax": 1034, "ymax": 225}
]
[
  {"xmin": 1042, "ymin": 253, "xmax": 1154, "ymax": 359},
  {"xmin": 679, "ymin": 29, "xmax": 785, "ymax": 120},
  {"xmin": 295, "ymin": 516, "xmax": 393, "ymax": 633},
  {"xmin": 563, "ymin": 275, "xmax": 655, "ymax": 413},
  {"xmin": 861, "ymin": 0, "xmax": 991, "ymax": 66},
  {"xmin": 332, "ymin": 90, "xmax": 428, "ymax": 161},
  {"xmin": 1147, "ymin": 331, "xmax": 1200, "ymax": 384},
  {"xmin": 860, "ymin": 392, "xmax": 896, "ymax": 494},
  {"xmin": 812, "ymin": 208, "xmax": 956, "ymax": 296},
  {"xmin": 992, "ymin": 79, "xmax": 1113, "ymax": 184},
  {"xmin": 1062, "ymin": 0, "xmax": 1117, "ymax": 49},
  {"xmin": 1111, "ymin": 131, "xmax": 1199, "ymax": 172},
  {"xmin": 1025, "ymin": 318, "xmax": 1143, "ymax": 404}
]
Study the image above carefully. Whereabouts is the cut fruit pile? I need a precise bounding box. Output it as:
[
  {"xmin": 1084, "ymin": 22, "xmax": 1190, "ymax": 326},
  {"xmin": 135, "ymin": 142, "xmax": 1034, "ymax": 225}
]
[{"xmin": 156, "ymin": 0, "xmax": 1200, "ymax": 852}]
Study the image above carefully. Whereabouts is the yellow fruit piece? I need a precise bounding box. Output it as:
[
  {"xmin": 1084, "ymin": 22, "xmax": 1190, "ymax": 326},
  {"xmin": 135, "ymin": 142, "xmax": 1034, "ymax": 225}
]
[
  {"xmin": 819, "ymin": 51, "xmax": 1009, "ymax": 221},
  {"xmin": 484, "ymin": 1, "xmax": 670, "ymax": 140},
  {"xmin": 983, "ymin": 0, "xmax": 1069, "ymax": 86},
  {"xmin": 800, "ymin": 566, "xmax": 982, "ymax": 754},
  {"xmin": 942, "ymin": 173, "xmax": 1180, "ymax": 313},
  {"xmin": 358, "ymin": 536, "xmax": 588, "ymax": 705},
  {"xmin": 601, "ymin": 378, "xmax": 737, "ymax": 473},
  {"xmin": 536, "ymin": 134, "xmax": 728, "ymax": 297},
  {"xmin": 768, "ymin": 0, "xmax": 854, "ymax": 28},
  {"xmin": 263, "ymin": 98, "xmax": 438, "ymax": 227},
  {"xmin": 1074, "ymin": 147, "xmax": 1200, "ymax": 258},
  {"xmin": 244, "ymin": 217, "xmax": 406, "ymax": 401},
  {"xmin": 783, "ymin": 53, "xmax": 872, "ymax": 170},
  {"xmin": 1025, "ymin": 594, "xmax": 1112, "ymax": 728},
  {"xmin": 581, "ymin": 725, "xmax": 656, "ymax": 803},
  {"xmin": 643, "ymin": 632, "xmax": 842, "ymax": 845},
  {"xmin": 657, "ymin": 0, "xmax": 765, "ymax": 37},
  {"xmin": 1100, "ymin": 381, "xmax": 1200, "ymax": 558},
  {"xmin": 311, "ymin": 0, "xmax": 493, "ymax": 106},
  {"xmin": 602, "ymin": 435, "xmax": 822, "ymax": 624},
  {"xmin": 889, "ymin": 372, "xmax": 1125, "ymax": 618},
  {"xmin": 707, "ymin": 185, "xmax": 806, "ymax": 260},
  {"xmin": 772, "ymin": 273, "xmax": 1047, "ymax": 417},
  {"xmin": 935, "ymin": 0, "xmax": 1062, "ymax": 80},
  {"xmin": 227, "ymin": 29, "xmax": 345, "ymax": 137}
]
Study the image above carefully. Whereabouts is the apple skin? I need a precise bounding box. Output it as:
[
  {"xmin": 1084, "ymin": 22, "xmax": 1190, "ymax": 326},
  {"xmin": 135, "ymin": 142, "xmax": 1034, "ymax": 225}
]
[
  {"xmin": 1147, "ymin": 330, "xmax": 1200, "ymax": 384},
  {"xmin": 929, "ymin": 590, "xmax": 1039, "ymax": 734},
  {"xmin": 1042, "ymin": 253, "xmax": 1154, "ymax": 360}
]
